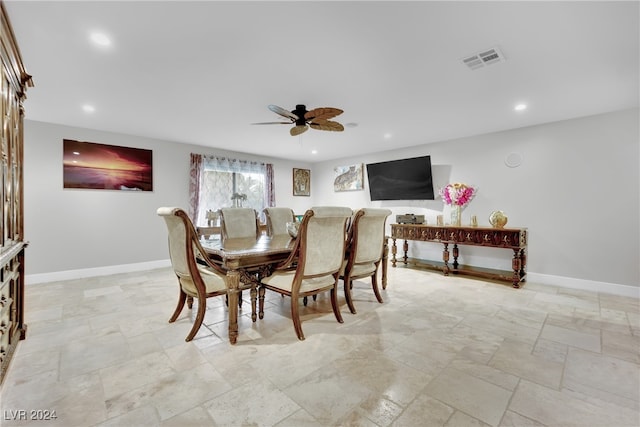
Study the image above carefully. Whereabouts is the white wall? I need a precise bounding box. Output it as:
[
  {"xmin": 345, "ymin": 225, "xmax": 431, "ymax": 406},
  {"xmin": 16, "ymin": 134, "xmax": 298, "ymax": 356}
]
[
  {"xmin": 24, "ymin": 108, "xmax": 639, "ymax": 295},
  {"xmin": 313, "ymin": 108, "xmax": 639, "ymax": 290},
  {"xmin": 23, "ymin": 121, "xmax": 315, "ymax": 278}
]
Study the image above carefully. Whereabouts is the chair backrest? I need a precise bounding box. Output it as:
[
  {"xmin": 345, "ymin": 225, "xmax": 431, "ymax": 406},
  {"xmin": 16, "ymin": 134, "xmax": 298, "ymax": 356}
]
[
  {"xmin": 219, "ymin": 207, "xmax": 260, "ymax": 241},
  {"xmin": 157, "ymin": 207, "xmax": 221, "ymax": 281},
  {"xmin": 263, "ymin": 207, "xmax": 295, "ymax": 236},
  {"xmin": 297, "ymin": 206, "xmax": 352, "ymax": 277},
  {"xmin": 349, "ymin": 208, "xmax": 392, "ymax": 264}
]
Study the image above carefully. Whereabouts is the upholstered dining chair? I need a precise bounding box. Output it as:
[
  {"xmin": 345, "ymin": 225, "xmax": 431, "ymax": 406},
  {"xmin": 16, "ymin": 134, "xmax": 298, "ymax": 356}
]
[
  {"xmin": 259, "ymin": 206, "xmax": 352, "ymax": 340},
  {"xmin": 157, "ymin": 207, "xmax": 256, "ymax": 342},
  {"xmin": 218, "ymin": 207, "xmax": 262, "ymax": 307},
  {"xmin": 218, "ymin": 207, "xmax": 260, "ymax": 241},
  {"xmin": 263, "ymin": 207, "xmax": 295, "ymax": 236},
  {"xmin": 340, "ymin": 208, "xmax": 392, "ymax": 314}
]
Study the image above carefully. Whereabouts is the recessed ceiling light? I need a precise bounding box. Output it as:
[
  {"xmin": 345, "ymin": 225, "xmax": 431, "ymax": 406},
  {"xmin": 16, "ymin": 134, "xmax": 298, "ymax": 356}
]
[
  {"xmin": 514, "ymin": 103, "xmax": 527, "ymax": 111},
  {"xmin": 82, "ymin": 104, "xmax": 95, "ymax": 113},
  {"xmin": 90, "ymin": 32, "xmax": 111, "ymax": 47},
  {"xmin": 311, "ymin": 150, "xmax": 318, "ymax": 155},
  {"xmin": 384, "ymin": 133, "xmax": 392, "ymax": 139}
]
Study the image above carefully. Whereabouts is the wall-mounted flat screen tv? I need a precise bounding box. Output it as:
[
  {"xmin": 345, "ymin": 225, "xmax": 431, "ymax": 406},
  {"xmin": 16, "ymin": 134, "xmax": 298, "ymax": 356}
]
[{"xmin": 366, "ymin": 155, "xmax": 435, "ymax": 201}]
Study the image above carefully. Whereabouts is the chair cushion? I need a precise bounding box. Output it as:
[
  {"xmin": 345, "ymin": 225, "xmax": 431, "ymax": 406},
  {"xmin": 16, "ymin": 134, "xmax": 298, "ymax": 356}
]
[
  {"xmin": 340, "ymin": 259, "xmax": 376, "ymax": 278},
  {"xmin": 262, "ymin": 270, "xmax": 336, "ymax": 293},
  {"xmin": 179, "ymin": 265, "xmax": 227, "ymax": 296},
  {"xmin": 347, "ymin": 262, "xmax": 377, "ymax": 279}
]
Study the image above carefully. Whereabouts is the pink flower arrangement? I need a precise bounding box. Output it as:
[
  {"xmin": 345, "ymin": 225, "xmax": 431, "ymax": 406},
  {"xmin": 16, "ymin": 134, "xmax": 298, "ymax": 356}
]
[{"xmin": 439, "ymin": 182, "xmax": 477, "ymax": 207}]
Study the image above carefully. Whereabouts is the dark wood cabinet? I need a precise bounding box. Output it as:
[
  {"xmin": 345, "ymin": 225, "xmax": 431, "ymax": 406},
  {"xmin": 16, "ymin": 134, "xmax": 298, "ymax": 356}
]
[{"xmin": 0, "ymin": 1, "xmax": 32, "ymax": 386}]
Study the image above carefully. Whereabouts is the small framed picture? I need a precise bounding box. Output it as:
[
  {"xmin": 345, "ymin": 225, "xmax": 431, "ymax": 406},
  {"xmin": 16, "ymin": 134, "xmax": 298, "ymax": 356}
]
[
  {"xmin": 334, "ymin": 163, "xmax": 364, "ymax": 192},
  {"xmin": 293, "ymin": 168, "xmax": 310, "ymax": 196}
]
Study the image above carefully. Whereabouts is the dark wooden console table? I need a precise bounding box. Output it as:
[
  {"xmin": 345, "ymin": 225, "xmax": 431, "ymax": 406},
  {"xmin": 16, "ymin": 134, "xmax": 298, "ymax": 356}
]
[{"xmin": 390, "ymin": 224, "xmax": 527, "ymax": 288}]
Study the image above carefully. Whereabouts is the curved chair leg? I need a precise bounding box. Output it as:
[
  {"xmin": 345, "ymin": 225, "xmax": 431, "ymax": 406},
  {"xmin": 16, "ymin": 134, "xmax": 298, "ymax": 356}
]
[
  {"xmin": 344, "ymin": 277, "xmax": 357, "ymax": 314},
  {"xmin": 170, "ymin": 290, "xmax": 187, "ymax": 322},
  {"xmin": 301, "ymin": 294, "xmax": 317, "ymax": 307},
  {"xmin": 371, "ymin": 274, "xmax": 383, "ymax": 303},
  {"xmin": 185, "ymin": 296, "xmax": 206, "ymax": 342},
  {"xmin": 291, "ymin": 296, "xmax": 305, "ymax": 340},
  {"xmin": 330, "ymin": 287, "xmax": 344, "ymax": 324}
]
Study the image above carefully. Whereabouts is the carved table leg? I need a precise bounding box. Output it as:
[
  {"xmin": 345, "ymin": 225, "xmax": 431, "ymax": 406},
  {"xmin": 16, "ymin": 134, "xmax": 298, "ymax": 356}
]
[
  {"xmin": 519, "ymin": 248, "xmax": 527, "ymax": 280},
  {"xmin": 402, "ymin": 239, "xmax": 409, "ymax": 265},
  {"xmin": 391, "ymin": 237, "xmax": 398, "ymax": 267},
  {"xmin": 452, "ymin": 244, "xmax": 459, "ymax": 271},
  {"xmin": 511, "ymin": 249, "xmax": 522, "ymax": 288},
  {"xmin": 382, "ymin": 237, "xmax": 388, "ymax": 289},
  {"xmin": 442, "ymin": 243, "xmax": 450, "ymax": 276},
  {"xmin": 225, "ymin": 270, "xmax": 240, "ymax": 344},
  {"xmin": 250, "ymin": 286, "xmax": 257, "ymax": 322},
  {"xmin": 258, "ymin": 286, "xmax": 265, "ymax": 319}
]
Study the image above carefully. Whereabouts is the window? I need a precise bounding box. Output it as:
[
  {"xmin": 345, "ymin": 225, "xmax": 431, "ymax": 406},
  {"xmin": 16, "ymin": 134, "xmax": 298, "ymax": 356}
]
[
  {"xmin": 201, "ymin": 169, "xmax": 264, "ymax": 213},
  {"xmin": 189, "ymin": 154, "xmax": 274, "ymax": 226}
]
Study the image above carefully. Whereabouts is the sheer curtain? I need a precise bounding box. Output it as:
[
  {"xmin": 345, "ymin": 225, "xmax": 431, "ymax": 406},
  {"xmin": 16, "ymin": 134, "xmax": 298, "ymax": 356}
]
[{"xmin": 189, "ymin": 153, "xmax": 274, "ymax": 225}]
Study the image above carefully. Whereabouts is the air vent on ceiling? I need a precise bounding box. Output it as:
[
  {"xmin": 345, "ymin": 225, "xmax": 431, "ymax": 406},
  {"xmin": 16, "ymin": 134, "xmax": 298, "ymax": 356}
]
[{"xmin": 462, "ymin": 47, "xmax": 505, "ymax": 70}]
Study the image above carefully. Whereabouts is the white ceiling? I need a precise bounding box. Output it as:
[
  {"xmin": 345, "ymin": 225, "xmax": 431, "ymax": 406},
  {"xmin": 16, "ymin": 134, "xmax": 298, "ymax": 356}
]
[{"xmin": 5, "ymin": 1, "xmax": 639, "ymax": 163}]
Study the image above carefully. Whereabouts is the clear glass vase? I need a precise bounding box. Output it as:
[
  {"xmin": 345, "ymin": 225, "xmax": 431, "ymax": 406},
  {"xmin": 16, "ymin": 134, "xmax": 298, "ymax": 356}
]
[{"xmin": 451, "ymin": 205, "xmax": 462, "ymax": 226}]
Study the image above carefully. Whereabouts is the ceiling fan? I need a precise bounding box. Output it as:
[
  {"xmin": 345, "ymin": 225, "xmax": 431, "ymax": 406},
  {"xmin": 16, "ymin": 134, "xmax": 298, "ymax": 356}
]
[{"xmin": 254, "ymin": 104, "xmax": 344, "ymax": 136}]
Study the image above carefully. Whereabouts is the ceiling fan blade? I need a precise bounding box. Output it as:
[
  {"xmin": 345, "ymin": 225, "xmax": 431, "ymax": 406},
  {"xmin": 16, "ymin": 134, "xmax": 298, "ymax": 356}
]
[
  {"xmin": 251, "ymin": 121, "xmax": 291, "ymax": 125},
  {"xmin": 290, "ymin": 125, "xmax": 308, "ymax": 136},
  {"xmin": 268, "ymin": 104, "xmax": 298, "ymax": 121},
  {"xmin": 309, "ymin": 120, "xmax": 344, "ymax": 132},
  {"xmin": 305, "ymin": 107, "xmax": 343, "ymax": 122}
]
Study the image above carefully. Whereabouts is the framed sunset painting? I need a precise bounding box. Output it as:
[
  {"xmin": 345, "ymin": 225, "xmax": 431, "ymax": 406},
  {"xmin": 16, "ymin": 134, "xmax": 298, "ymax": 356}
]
[{"xmin": 63, "ymin": 139, "xmax": 153, "ymax": 191}]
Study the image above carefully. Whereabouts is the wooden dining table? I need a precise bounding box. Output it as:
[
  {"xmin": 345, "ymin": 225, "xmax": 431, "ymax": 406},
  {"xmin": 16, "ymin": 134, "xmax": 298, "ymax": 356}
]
[{"xmin": 200, "ymin": 234, "xmax": 295, "ymax": 344}]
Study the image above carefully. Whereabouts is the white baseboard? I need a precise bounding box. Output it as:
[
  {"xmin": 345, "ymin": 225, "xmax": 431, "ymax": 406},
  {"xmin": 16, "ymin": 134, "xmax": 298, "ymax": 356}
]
[
  {"xmin": 527, "ymin": 272, "xmax": 640, "ymax": 299},
  {"xmin": 26, "ymin": 261, "xmax": 639, "ymax": 299},
  {"xmin": 25, "ymin": 260, "xmax": 171, "ymax": 285}
]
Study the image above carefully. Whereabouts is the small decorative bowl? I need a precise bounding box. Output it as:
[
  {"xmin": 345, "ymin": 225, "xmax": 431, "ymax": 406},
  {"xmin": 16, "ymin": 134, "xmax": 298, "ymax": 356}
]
[{"xmin": 286, "ymin": 221, "xmax": 299, "ymax": 238}]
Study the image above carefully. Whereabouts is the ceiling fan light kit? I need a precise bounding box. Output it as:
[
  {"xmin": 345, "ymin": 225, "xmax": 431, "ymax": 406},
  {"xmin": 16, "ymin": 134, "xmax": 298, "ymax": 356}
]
[{"xmin": 255, "ymin": 104, "xmax": 345, "ymax": 136}]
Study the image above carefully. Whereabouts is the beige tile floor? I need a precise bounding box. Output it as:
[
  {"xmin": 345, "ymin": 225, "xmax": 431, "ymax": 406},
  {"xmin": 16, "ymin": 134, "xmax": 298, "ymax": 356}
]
[{"xmin": 1, "ymin": 266, "xmax": 639, "ymax": 427}]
